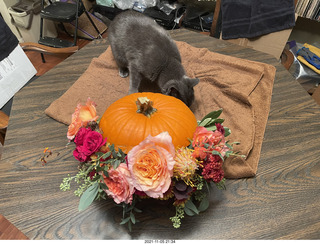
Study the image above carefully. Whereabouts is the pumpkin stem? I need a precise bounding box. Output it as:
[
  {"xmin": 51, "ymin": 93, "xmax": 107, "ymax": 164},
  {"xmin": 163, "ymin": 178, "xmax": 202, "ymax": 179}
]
[{"xmin": 136, "ymin": 97, "xmax": 157, "ymax": 118}]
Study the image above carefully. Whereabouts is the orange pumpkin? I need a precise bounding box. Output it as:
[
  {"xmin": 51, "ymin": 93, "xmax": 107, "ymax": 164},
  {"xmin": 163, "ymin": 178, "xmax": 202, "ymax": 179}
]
[{"xmin": 99, "ymin": 92, "xmax": 198, "ymax": 153}]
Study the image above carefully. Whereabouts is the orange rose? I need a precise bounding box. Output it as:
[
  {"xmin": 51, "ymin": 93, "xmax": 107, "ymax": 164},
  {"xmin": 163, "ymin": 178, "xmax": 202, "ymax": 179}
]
[
  {"xmin": 67, "ymin": 98, "xmax": 99, "ymax": 140},
  {"xmin": 103, "ymin": 163, "xmax": 134, "ymax": 204},
  {"xmin": 127, "ymin": 132, "xmax": 175, "ymax": 198}
]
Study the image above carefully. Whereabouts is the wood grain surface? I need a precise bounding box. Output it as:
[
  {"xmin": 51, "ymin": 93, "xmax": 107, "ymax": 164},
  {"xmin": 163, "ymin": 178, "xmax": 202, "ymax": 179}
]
[{"xmin": 0, "ymin": 29, "xmax": 319, "ymax": 240}]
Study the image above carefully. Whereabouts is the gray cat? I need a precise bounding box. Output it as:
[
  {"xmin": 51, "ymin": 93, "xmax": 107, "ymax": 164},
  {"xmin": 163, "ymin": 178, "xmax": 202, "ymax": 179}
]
[{"xmin": 107, "ymin": 10, "xmax": 199, "ymax": 107}]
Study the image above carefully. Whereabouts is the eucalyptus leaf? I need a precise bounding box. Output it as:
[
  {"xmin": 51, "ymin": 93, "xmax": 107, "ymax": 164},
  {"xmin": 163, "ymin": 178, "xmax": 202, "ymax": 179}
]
[
  {"xmin": 198, "ymin": 197, "xmax": 209, "ymax": 212},
  {"xmin": 134, "ymin": 207, "xmax": 142, "ymax": 213},
  {"xmin": 120, "ymin": 216, "xmax": 130, "ymax": 225},
  {"xmin": 78, "ymin": 182, "xmax": 99, "ymax": 211},
  {"xmin": 185, "ymin": 200, "xmax": 199, "ymax": 215},
  {"xmin": 130, "ymin": 212, "xmax": 136, "ymax": 224},
  {"xmin": 128, "ymin": 221, "xmax": 132, "ymax": 232},
  {"xmin": 184, "ymin": 207, "xmax": 196, "ymax": 216}
]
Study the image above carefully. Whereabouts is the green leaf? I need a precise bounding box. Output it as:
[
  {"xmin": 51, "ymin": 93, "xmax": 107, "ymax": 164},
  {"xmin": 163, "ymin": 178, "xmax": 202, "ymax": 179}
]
[
  {"xmin": 225, "ymin": 142, "xmax": 233, "ymax": 149},
  {"xmin": 184, "ymin": 200, "xmax": 199, "ymax": 215},
  {"xmin": 118, "ymin": 148, "xmax": 125, "ymax": 157},
  {"xmin": 204, "ymin": 125, "xmax": 217, "ymax": 132},
  {"xmin": 128, "ymin": 221, "xmax": 132, "ymax": 232},
  {"xmin": 215, "ymin": 178, "xmax": 226, "ymax": 190},
  {"xmin": 130, "ymin": 212, "xmax": 136, "ymax": 224},
  {"xmin": 112, "ymin": 150, "xmax": 117, "ymax": 159},
  {"xmin": 211, "ymin": 118, "xmax": 224, "ymax": 125},
  {"xmin": 224, "ymin": 127, "xmax": 231, "ymax": 137},
  {"xmin": 100, "ymin": 182, "xmax": 108, "ymax": 190},
  {"xmin": 184, "ymin": 207, "xmax": 196, "ymax": 216},
  {"xmin": 211, "ymin": 150, "xmax": 224, "ymax": 161},
  {"xmin": 198, "ymin": 197, "xmax": 209, "ymax": 212},
  {"xmin": 95, "ymin": 152, "xmax": 104, "ymax": 158},
  {"xmin": 199, "ymin": 118, "xmax": 212, "ymax": 127},
  {"xmin": 108, "ymin": 144, "xmax": 115, "ymax": 152},
  {"xmin": 120, "ymin": 216, "xmax": 130, "ymax": 225},
  {"xmin": 112, "ymin": 159, "xmax": 121, "ymax": 169},
  {"xmin": 102, "ymin": 151, "xmax": 111, "ymax": 159},
  {"xmin": 103, "ymin": 170, "xmax": 109, "ymax": 178},
  {"xmin": 134, "ymin": 207, "xmax": 142, "ymax": 213},
  {"xmin": 200, "ymin": 109, "xmax": 223, "ymax": 124},
  {"xmin": 78, "ymin": 182, "xmax": 99, "ymax": 211}
]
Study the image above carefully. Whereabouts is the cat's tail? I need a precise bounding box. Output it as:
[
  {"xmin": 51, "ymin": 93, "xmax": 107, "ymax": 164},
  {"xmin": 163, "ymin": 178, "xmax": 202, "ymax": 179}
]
[{"xmin": 94, "ymin": 12, "xmax": 112, "ymax": 28}]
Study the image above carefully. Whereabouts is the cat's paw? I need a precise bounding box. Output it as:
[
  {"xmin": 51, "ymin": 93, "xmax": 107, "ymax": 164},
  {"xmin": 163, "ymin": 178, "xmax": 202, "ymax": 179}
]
[{"xmin": 119, "ymin": 68, "xmax": 129, "ymax": 78}]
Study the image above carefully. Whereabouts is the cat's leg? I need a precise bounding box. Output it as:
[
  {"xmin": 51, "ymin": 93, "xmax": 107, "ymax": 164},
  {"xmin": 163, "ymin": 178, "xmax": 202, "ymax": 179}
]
[{"xmin": 128, "ymin": 66, "xmax": 141, "ymax": 94}]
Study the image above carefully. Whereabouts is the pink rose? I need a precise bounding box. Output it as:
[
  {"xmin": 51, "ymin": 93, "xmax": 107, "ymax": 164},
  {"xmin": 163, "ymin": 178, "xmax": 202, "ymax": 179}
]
[
  {"xmin": 127, "ymin": 132, "xmax": 176, "ymax": 199},
  {"xmin": 103, "ymin": 163, "xmax": 134, "ymax": 204}
]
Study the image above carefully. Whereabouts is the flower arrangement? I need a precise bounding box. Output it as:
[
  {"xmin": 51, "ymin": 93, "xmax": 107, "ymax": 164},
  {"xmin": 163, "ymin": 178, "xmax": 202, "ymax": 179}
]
[{"xmin": 59, "ymin": 97, "xmax": 240, "ymax": 230}]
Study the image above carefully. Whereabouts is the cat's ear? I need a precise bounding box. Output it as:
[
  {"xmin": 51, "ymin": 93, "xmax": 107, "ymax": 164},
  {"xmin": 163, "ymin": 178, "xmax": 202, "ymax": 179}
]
[
  {"xmin": 167, "ymin": 87, "xmax": 179, "ymax": 98},
  {"xmin": 183, "ymin": 76, "xmax": 199, "ymax": 87},
  {"xmin": 161, "ymin": 81, "xmax": 180, "ymax": 98},
  {"xmin": 188, "ymin": 78, "xmax": 200, "ymax": 87}
]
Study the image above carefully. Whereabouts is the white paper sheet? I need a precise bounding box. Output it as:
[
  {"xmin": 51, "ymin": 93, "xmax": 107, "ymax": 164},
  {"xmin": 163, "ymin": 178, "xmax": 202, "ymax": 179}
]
[{"xmin": 0, "ymin": 44, "xmax": 37, "ymax": 108}]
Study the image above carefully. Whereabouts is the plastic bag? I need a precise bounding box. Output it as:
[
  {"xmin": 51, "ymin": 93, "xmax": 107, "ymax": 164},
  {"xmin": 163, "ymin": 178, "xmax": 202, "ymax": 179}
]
[
  {"xmin": 112, "ymin": 0, "xmax": 158, "ymax": 10},
  {"xmin": 288, "ymin": 41, "xmax": 320, "ymax": 92},
  {"xmin": 157, "ymin": 1, "xmax": 176, "ymax": 15},
  {"xmin": 97, "ymin": 0, "xmax": 114, "ymax": 7}
]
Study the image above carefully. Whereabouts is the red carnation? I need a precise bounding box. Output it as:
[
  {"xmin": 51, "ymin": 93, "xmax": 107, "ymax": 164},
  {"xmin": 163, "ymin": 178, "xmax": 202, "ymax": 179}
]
[{"xmin": 202, "ymin": 161, "xmax": 224, "ymax": 183}]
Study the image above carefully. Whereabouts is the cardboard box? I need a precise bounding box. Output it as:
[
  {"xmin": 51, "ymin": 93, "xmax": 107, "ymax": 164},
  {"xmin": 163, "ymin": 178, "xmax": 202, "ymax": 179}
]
[{"xmin": 312, "ymin": 85, "xmax": 320, "ymax": 106}]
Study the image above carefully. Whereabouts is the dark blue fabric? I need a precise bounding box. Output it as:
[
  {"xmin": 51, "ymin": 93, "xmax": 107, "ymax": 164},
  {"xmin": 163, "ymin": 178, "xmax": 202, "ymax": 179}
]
[
  {"xmin": 221, "ymin": 0, "xmax": 296, "ymax": 39},
  {"xmin": 0, "ymin": 16, "xmax": 19, "ymax": 61}
]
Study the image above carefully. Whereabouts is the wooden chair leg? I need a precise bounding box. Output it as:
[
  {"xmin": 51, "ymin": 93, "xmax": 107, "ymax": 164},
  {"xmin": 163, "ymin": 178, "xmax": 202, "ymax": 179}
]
[
  {"xmin": 210, "ymin": 0, "xmax": 221, "ymax": 38},
  {"xmin": 41, "ymin": 53, "xmax": 46, "ymax": 63}
]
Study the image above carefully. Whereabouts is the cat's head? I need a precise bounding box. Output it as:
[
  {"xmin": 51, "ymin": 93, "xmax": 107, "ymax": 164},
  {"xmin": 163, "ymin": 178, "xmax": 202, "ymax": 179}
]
[{"xmin": 161, "ymin": 76, "xmax": 199, "ymax": 107}]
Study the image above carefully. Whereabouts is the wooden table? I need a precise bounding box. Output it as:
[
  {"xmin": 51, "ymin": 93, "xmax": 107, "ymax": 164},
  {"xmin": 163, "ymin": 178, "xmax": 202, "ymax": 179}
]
[{"xmin": 0, "ymin": 29, "xmax": 319, "ymax": 240}]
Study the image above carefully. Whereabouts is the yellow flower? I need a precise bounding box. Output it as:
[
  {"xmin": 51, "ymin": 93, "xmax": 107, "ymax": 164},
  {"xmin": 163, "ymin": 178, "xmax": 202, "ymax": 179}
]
[{"xmin": 173, "ymin": 147, "xmax": 199, "ymax": 186}]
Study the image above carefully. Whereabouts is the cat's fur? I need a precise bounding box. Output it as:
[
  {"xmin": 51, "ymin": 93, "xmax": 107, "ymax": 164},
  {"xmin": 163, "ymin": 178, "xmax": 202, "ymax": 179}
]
[{"xmin": 107, "ymin": 10, "xmax": 199, "ymax": 107}]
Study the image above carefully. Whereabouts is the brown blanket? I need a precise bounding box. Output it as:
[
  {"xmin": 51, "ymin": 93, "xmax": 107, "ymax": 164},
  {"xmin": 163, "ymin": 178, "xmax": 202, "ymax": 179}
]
[{"xmin": 45, "ymin": 41, "xmax": 276, "ymax": 178}]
